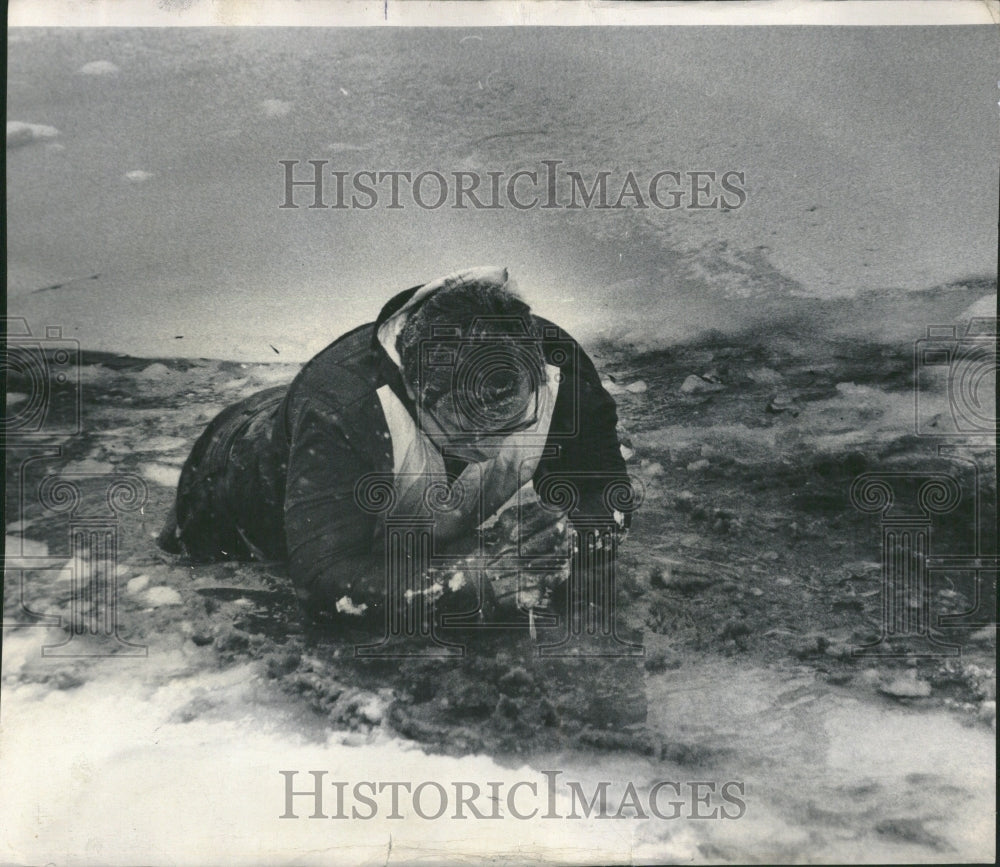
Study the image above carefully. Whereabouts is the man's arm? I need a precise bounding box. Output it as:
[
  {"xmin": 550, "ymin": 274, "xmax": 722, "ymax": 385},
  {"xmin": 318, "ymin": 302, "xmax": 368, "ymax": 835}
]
[
  {"xmin": 283, "ymin": 398, "xmax": 490, "ymax": 622},
  {"xmin": 283, "ymin": 399, "xmax": 387, "ymax": 619},
  {"xmin": 534, "ymin": 332, "xmax": 633, "ymax": 533}
]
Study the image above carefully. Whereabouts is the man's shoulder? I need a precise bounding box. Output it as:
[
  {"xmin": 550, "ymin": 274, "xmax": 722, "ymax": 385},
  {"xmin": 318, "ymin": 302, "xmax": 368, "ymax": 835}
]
[
  {"xmin": 312, "ymin": 321, "xmax": 378, "ymax": 364},
  {"xmin": 287, "ymin": 322, "xmax": 381, "ymax": 410},
  {"xmin": 531, "ymin": 315, "xmax": 594, "ymax": 372},
  {"xmin": 531, "ymin": 314, "xmax": 568, "ymax": 338}
]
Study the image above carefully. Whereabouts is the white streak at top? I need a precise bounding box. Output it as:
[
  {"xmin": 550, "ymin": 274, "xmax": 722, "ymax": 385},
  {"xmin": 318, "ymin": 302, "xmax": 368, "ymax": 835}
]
[{"xmin": 8, "ymin": 0, "xmax": 996, "ymax": 28}]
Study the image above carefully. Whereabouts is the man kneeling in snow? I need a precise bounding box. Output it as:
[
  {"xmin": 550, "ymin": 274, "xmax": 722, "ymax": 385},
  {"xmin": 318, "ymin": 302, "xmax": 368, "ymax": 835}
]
[{"xmin": 159, "ymin": 267, "xmax": 633, "ymax": 626}]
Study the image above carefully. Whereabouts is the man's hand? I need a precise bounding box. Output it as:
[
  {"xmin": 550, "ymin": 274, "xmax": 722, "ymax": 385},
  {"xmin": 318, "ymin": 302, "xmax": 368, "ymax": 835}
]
[{"xmin": 467, "ymin": 432, "xmax": 546, "ymax": 522}]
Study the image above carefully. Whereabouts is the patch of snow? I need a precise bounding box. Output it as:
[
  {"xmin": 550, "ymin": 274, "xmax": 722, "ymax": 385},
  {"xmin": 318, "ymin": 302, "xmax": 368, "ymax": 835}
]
[
  {"xmin": 141, "ymin": 436, "xmax": 189, "ymax": 453},
  {"xmin": 357, "ymin": 696, "xmax": 385, "ymax": 725},
  {"xmin": 0, "ymin": 631, "xmax": 39, "ymax": 677},
  {"xmin": 639, "ymin": 460, "xmax": 663, "ymax": 477},
  {"xmin": 747, "ymin": 367, "xmax": 784, "ymax": 385},
  {"xmin": 136, "ymin": 363, "xmax": 173, "ymax": 381},
  {"xmin": 680, "ymin": 374, "xmax": 724, "ymax": 395},
  {"xmin": 96, "ymin": 427, "xmax": 134, "ymax": 438},
  {"xmin": 879, "ymin": 674, "xmax": 932, "ymax": 699},
  {"xmin": 335, "ymin": 596, "xmax": 367, "ymax": 616},
  {"xmin": 958, "ymin": 294, "xmax": 997, "ymax": 322},
  {"xmin": 61, "ymin": 458, "xmax": 115, "ymax": 475},
  {"xmin": 126, "ymin": 575, "xmax": 150, "ymax": 595},
  {"xmin": 138, "ymin": 463, "xmax": 181, "ymax": 488},
  {"xmin": 833, "ymin": 381, "xmax": 877, "ymax": 399},
  {"xmin": 326, "ymin": 142, "xmax": 365, "ymax": 153},
  {"xmin": 124, "ymin": 170, "xmax": 154, "ymax": 183},
  {"xmin": 78, "ymin": 60, "xmax": 120, "ymax": 75},
  {"xmin": 77, "ymin": 366, "xmax": 115, "ymax": 385},
  {"xmin": 7, "ymin": 121, "xmax": 60, "ymax": 149},
  {"xmin": 144, "ymin": 586, "xmax": 182, "ymax": 607},
  {"xmin": 249, "ymin": 365, "xmax": 298, "ymax": 385},
  {"xmin": 260, "ymin": 99, "xmax": 292, "ymax": 117},
  {"xmin": 979, "ymin": 700, "xmax": 996, "ymax": 728},
  {"xmin": 0, "ymin": 672, "xmax": 704, "ymax": 866},
  {"xmin": 4, "ymin": 537, "xmax": 49, "ymax": 567}
]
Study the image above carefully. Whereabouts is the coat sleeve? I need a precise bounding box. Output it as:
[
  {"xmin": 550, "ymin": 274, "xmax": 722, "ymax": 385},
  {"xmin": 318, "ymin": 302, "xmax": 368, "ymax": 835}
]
[
  {"xmin": 282, "ymin": 397, "xmax": 383, "ymax": 615},
  {"xmin": 533, "ymin": 334, "xmax": 633, "ymax": 532},
  {"xmin": 281, "ymin": 392, "xmax": 495, "ymax": 622}
]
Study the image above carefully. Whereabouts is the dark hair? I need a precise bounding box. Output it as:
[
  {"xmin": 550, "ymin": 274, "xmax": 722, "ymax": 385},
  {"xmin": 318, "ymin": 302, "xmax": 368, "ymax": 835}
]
[{"xmin": 397, "ymin": 280, "xmax": 545, "ymax": 416}]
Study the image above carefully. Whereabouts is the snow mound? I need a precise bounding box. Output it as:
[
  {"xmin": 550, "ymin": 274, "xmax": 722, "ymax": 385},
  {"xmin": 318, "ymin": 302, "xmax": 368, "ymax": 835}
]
[
  {"xmin": 958, "ymin": 294, "xmax": 997, "ymax": 322},
  {"xmin": 7, "ymin": 121, "xmax": 60, "ymax": 149},
  {"xmin": 142, "ymin": 436, "xmax": 189, "ymax": 453},
  {"xmin": 260, "ymin": 99, "xmax": 292, "ymax": 117},
  {"xmin": 4, "ymin": 536, "xmax": 48, "ymax": 568},
  {"xmin": 126, "ymin": 575, "xmax": 151, "ymax": 595},
  {"xmin": 136, "ymin": 363, "xmax": 173, "ymax": 381},
  {"xmin": 144, "ymin": 586, "xmax": 183, "ymax": 607},
  {"xmin": 79, "ymin": 60, "xmax": 120, "ymax": 75},
  {"xmin": 60, "ymin": 458, "xmax": 115, "ymax": 475},
  {"xmin": 139, "ymin": 463, "xmax": 182, "ymax": 488}
]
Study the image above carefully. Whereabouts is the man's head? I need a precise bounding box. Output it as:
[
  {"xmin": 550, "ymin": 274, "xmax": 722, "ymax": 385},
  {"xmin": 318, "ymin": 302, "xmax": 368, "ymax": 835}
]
[{"xmin": 396, "ymin": 278, "xmax": 546, "ymax": 453}]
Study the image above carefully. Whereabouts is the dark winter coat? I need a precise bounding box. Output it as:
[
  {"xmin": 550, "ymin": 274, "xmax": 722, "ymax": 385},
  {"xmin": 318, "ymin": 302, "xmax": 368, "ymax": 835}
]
[{"xmin": 163, "ymin": 284, "xmax": 630, "ymax": 617}]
